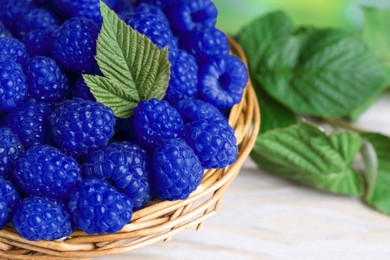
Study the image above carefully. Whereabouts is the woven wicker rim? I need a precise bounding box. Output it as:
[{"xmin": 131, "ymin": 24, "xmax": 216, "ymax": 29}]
[{"xmin": 0, "ymin": 37, "xmax": 261, "ymax": 259}]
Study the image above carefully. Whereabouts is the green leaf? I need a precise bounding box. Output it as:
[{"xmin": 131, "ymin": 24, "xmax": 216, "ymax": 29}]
[
  {"xmin": 83, "ymin": 1, "xmax": 170, "ymax": 118},
  {"xmin": 252, "ymin": 122, "xmax": 363, "ymax": 196},
  {"xmin": 239, "ymin": 11, "xmax": 297, "ymax": 133},
  {"xmin": 346, "ymin": 7, "xmax": 390, "ymax": 120},
  {"xmin": 258, "ymin": 28, "xmax": 387, "ymax": 117},
  {"xmin": 362, "ymin": 7, "xmax": 390, "ymax": 76},
  {"xmin": 254, "ymin": 81, "xmax": 296, "ymax": 134},
  {"xmin": 82, "ymin": 75, "xmax": 138, "ymax": 118},
  {"xmin": 238, "ymin": 11, "xmax": 294, "ymax": 75},
  {"xmin": 347, "ymin": 87, "xmax": 385, "ymax": 121},
  {"xmin": 361, "ymin": 133, "xmax": 390, "ymax": 215}
]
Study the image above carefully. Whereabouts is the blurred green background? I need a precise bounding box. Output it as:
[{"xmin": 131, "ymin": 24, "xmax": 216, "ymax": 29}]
[{"xmin": 214, "ymin": 0, "xmax": 390, "ymax": 34}]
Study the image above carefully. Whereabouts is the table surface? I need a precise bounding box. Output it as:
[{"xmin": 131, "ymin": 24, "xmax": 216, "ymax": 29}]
[{"xmin": 100, "ymin": 92, "xmax": 390, "ymax": 260}]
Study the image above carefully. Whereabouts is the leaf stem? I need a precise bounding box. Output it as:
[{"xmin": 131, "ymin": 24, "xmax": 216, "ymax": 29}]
[{"xmin": 323, "ymin": 118, "xmax": 365, "ymax": 133}]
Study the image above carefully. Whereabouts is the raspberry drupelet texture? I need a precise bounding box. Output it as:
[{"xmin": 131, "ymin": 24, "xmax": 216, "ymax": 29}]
[
  {"xmin": 164, "ymin": 50, "xmax": 199, "ymax": 105},
  {"xmin": 52, "ymin": 0, "xmax": 121, "ymax": 23},
  {"xmin": 184, "ymin": 119, "xmax": 238, "ymax": 169},
  {"xmin": 16, "ymin": 8, "xmax": 59, "ymax": 39},
  {"xmin": 25, "ymin": 56, "xmax": 69, "ymax": 104},
  {"xmin": 133, "ymin": 3, "xmax": 170, "ymax": 27},
  {"xmin": 0, "ymin": 55, "xmax": 27, "ymax": 112},
  {"xmin": 152, "ymin": 138, "xmax": 203, "ymax": 201},
  {"xmin": 51, "ymin": 17, "xmax": 99, "ymax": 74},
  {"xmin": 6, "ymin": 100, "xmax": 51, "ymax": 149},
  {"xmin": 68, "ymin": 178, "xmax": 133, "ymax": 235},
  {"xmin": 72, "ymin": 77, "xmax": 96, "ymax": 101},
  {"xmin": 0, "ymin": 176, "xmax": 20, "ymax": 228},
  {"xmin": 13, "ymin": 197, "xmax": 73, "ymax": 241},
  {"xmin": 181, "ymin": 27, "xmax": 229, "ymax": 64},
  {"xmin": 132, "ymin": 99, "xmax": 184, "ymax": 150},
  {"xmin": 0, "ymin": 0, "xmax": 34, "ymax": 29},
  {"xmin": 124, "ymin": 11, "xmax": 178, "ymax": 63},
  {"xmin": 0, "ymin": 37, "xmax": 29, "ymax": 65},
  {"xmin": 24, "ymin": 30, "xmax": 52, "ymax": 56},
  {"xmin": 0, "ymin": 21, "xmax": 12, "ymax": 38},
  {"xmin": 83, "ymin": 142, "xmax": 152, "ymax": 210},
  {"xmin": 13, "ymin": 145, "xmax": 81, "ymax": 200},
  {"xmin": 175, "ymin": 99, "xmax": 226, "ymax": 123},
  {"xmin": 199, "ymin": 55, "xmax": 248, "ymax": 110},
  {"xmin": 136, "ymin": 0, "xmax": 177, "ymax": 10},
  {"xmin": 0, "ymin": 127, "xmax": 23, "ymax": 178},
  {"xmin": 167, "ymin": 0, "xmax": 218, "ymax": 36},
  {"xmin": 49, "ymin": 98, "xmax": 115, "ymax": 159}
]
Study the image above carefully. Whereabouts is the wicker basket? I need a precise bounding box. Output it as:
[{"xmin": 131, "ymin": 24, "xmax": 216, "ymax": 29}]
[{"xmin": 0, "ymin": 37, "xmax": 261, "ymax": 259}]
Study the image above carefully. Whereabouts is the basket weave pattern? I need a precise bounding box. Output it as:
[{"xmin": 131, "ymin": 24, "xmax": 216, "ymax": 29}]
[{"xmin": 0, "ymin": 38, "xmax": 261, "ymax": 259}]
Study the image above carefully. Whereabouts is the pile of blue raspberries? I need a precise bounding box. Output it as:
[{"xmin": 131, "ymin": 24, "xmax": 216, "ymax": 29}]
[{"xmin": 0, "ymin": 0, "xmax": 248, "ymax": 241}]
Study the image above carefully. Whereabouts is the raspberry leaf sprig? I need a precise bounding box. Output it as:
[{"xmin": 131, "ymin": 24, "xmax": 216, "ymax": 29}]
[
  {"xmin": 83, "ymin": 1, "xmax": 171, "ymax": 118},
  {"xmin": 239, "ymin": 11, "xmax": 387, "ymax": 123},
  {"xmin": 240, "ymin": 9, "xmax": 390, "ymax": 216}
]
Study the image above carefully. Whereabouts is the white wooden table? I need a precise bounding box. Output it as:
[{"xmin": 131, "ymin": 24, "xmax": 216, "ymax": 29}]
[{"xmin": 101, "ymin": 92, "xmax": 390, "ymax": 260}]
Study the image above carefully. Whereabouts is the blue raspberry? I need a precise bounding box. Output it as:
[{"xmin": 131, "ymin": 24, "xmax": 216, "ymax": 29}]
[
  {"xmin": 0, "ymin": 21, "xmax": 12, "ymax": 38},
  {"xmin": 51, "ymin": 17, "xmax": 99, "ymax": 74},
  {"xmin": 175, "ymin": 99, "xmax": 226, "ymax": 123},
  {"xmin": 0, "ymin": 37, "xmax": 29, "ymax": 65},
  {"xmin": 16, "ymin": 8, "xmax": 59, "ymax": 39},
  {"xmin": 0, "ymin": 55, "xmax": 27, "ymax": 112},
  {"xmin": 68, "ymin": 178, "xmax": 133, "ymax": 235},
  {"xmin": 24, "ymin": 30, "xmax": 52, "ymax": 56},
  {"xmin": 132, "ymin": 99, "xmax": 184, "ymax": 150},
  {"xmin": 13, "ymin": 197, "xmax": 73, "ymax": 241},
  {"xmin": 124, "ymin": 11, "xmax": 178, "ymax": 63},
  {"xmin": 184, "ymin": 119, "xmax": 238, "ymax": 169},
  {"xmin": 6, "ymin": 100, "xmax": 51, "ymax": 149},
  {"xmin": 13, "ymin": 145, "xmax": 81, "ymax": 200},
  {"xmin": 83, "ymin": 142, "xmax": 152, "ymax": 210},
  {"xmin": 152, "ymin": 138, "xmax": 203, "ymax": 201},
  {"xmin": 49, "ymin": 98, "xmax": 115, "ymax": 159},
  {"xmin": 0, "ymin": 176, "xmax": 20, "ymax": 228},
  {"xmin": 167, "ymin": 0, "xmax": 217, "ymax": 36},
  {"xmin": 0, "ymin": 0, "xmax": 34, "ymax": 29},
  {"xmin": 199, "ymin": 55, "xmax": 248, "ymax": 110},
  {"xmin": 25, "ymin": 56, "xmax": 69, "ymax": 104},
  {"xmin": 0, "ymin": 127, "xmax": 23, "ymax": 178},
  {"xmin": 181, "ymin": 27, "xmax": 229, "ymax": 64},
  {"xmin": 52, "ymin": 0, "xmax": 122, "ymax": 23},
  {"xmin": 72, "ymin": 77, "xmax": 96, "ymax": 101},
  {"xmin": 164, "ymin": 50, "xmax": 198, "ymax": 105},
  {"xmin": 133, "ymin": 3, "xmax": 170, "ymax": 27},
  {"xmin": 136, "ymin": 0, "xmax": 178, "ymax": 10}
]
